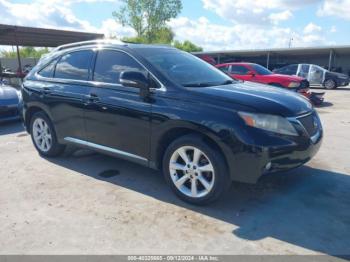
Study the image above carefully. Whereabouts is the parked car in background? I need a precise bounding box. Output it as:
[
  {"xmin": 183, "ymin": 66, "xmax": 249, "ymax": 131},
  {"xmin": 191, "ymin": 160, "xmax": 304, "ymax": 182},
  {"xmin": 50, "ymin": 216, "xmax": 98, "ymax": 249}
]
[
  {"xmin": 216, "ymin": 62, "xmax": 324, "ymax": 105},
  {"xmin": 22, "ymin": 40, "xmax": 323, "ymax": 204},
  {"xmin": 197, "ymin": 54, "xmax": 216, "ymax": 65},
  {"xmin": 0, "ymin": 82, "xmax": 22, "ymax": 123},
  {"xmin": 273, "ymin": 64, "xmax": 350, "ymax": 89}
]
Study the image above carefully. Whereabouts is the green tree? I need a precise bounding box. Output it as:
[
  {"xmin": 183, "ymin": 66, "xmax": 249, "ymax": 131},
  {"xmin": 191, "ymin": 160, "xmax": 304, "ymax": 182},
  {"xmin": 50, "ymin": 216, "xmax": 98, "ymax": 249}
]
[
  {"xmin": 0, "ymin": 47, "xmax": 49, "ymax": 59},
  {"xmin": 173, "ymin": 40, "xmax": 203, "ymax": 52},
  {"xmin": 113, "ymin": 0, "xmax": 182, "ymax": 43},
  {"xmin": 122, "ymin": 27, "xmax": 174, "ymax": 44}
]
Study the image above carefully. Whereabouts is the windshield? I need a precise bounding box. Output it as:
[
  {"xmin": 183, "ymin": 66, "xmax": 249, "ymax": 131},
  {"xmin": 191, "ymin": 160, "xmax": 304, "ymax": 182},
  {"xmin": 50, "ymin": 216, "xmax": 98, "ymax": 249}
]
[
  {"xmin": 251, "ymin": 64, "xmax": 272, "ymax": 75},
  {"xmin": 142, "ymin": 49, "xmax": 233, "ymax": 87}
]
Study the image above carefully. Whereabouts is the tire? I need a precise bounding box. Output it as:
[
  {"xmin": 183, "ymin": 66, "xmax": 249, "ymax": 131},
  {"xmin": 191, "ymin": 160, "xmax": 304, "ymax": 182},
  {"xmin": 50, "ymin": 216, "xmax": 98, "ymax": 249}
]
[
  {"xmin": 162, "ymin": 134, "xmax": 231, "ymax": 205},
  {"xmin": 324, "ymin": 79, "xmax": 337, "ymax": 89},
  {"xmin": 29, "ymin": 111, "xmax": 65, "ymax": 157}
]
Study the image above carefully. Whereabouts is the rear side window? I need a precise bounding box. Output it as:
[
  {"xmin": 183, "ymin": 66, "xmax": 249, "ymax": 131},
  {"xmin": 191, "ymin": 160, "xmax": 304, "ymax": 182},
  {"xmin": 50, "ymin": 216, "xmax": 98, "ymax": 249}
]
[
  {"xmin": 231, "ymin": 65, "xmax": 249, "ymax": 75},
  {"xmin": 55, "ymin": 50, "xmax": 93, "ymax": 81},
  {"xmin": 38, "ymin": 59, "xmax": 57, "ymax": 78},
  {"xmin": 93, "ymin": 50, "xmax": 146, "ymax": 84}
]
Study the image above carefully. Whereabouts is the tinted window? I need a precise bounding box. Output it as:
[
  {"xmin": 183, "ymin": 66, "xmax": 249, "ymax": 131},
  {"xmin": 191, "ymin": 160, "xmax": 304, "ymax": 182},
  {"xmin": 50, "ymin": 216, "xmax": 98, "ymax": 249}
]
[
  {"xmin": 93, "ymin": 50, "xmax": 146, "ymax": 84},
  {"xmin": 231, "ymin": 65, "xmax": 249, "ymax": 75},
  {"xmin": 250, "ymin": 64, "xmax": 272, "ymax": 75},
  {"xmin": 38, "ymin": 59, "xmax": 57, "ymax": 78},
  {"xmin": 142, "ymin": 49, "xmax": 232, "ymax": 87},
  {"xmin": 55, "ymin": 50, "xmax": 93, "ymax": 80},
  {"xmin": 218, "ymin": 65, "xmax": 230, "ymax": 73}
]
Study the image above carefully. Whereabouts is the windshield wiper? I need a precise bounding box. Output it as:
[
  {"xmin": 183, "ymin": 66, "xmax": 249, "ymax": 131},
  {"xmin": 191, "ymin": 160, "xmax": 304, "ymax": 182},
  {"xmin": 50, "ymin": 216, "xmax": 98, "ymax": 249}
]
[
  {"xmin": 183, "ymin": 80, "xmax": 235, "ymax": 87},
  {"xmin": 183, "ymin": 82, "xmax": 214, "ymax": 87}
]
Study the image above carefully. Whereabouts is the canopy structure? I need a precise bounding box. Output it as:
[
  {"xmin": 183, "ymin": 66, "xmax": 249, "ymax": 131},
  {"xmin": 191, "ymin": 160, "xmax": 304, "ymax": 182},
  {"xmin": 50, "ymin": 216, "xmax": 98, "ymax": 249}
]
[
  {"xmin": 0, "ymin": 24, "xmax": 104, "ymax": 47},
  {"xmin": 0, "ymin": 24, "xmax": 104, "ymax": 77},
  {"xmin": 194, "ymin": 45, "xmax": 350, "ymax": 74}
]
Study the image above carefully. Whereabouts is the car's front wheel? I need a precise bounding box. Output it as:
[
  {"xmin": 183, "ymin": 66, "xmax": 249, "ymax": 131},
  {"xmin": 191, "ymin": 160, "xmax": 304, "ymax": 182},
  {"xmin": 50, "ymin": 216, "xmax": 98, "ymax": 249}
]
[
  {"xmin": 163, "ymin": 135, "xmax": 231, "ymax": 205},
  {"xmin": 30, "ymin": 111, "xmax": 65, "ymax": 157}
]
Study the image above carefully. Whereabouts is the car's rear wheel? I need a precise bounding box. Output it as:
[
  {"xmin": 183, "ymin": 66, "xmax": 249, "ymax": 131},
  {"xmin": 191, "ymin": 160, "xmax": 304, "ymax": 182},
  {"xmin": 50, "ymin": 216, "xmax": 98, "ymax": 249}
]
[
  {"xmin": 324, "ymin": 79, "xmax": 337, "ymax": 89},
  {"xmin": 30, "ymin": 111, "xmax": 65, "ymax": 157},
  {"xmin": 163, "ymin": 135, "xmax": 230, "ymax": 205}
]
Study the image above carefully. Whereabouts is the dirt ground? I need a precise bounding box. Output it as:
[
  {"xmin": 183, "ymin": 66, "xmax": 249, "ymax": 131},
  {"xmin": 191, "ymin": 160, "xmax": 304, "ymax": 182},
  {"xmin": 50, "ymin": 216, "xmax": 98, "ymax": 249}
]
[{"xmin": 0, "ymin": 87, "xmax": 349, "ymax": 255}]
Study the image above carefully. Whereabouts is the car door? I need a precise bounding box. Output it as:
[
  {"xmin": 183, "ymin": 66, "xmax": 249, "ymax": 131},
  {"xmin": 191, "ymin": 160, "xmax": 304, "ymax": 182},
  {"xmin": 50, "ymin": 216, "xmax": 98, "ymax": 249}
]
[
  {"xmin": 309, "ymin": 65, "xmax": 325, "ymax": 85},
  {"xmin": 35, "ymin": 50, "xmax": 94, "ymax": 142},
  {"xmin": 84, "ymin": 49, "xmax": 152, "ymax": 163}
]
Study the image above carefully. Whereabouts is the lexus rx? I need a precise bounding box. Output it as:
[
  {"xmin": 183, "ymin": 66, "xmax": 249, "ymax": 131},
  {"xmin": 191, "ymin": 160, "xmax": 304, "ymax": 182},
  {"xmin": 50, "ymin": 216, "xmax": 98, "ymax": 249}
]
[{"xmin": 22, "ymin": 40, "xmax": 323, "ymax": 205}]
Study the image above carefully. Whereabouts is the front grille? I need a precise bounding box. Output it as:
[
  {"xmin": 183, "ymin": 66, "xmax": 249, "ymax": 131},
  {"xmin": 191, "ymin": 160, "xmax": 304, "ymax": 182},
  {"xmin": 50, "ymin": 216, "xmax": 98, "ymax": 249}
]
[{"xmin": 298, "ymin": 112, "xmax": 318, "ymax": 136}]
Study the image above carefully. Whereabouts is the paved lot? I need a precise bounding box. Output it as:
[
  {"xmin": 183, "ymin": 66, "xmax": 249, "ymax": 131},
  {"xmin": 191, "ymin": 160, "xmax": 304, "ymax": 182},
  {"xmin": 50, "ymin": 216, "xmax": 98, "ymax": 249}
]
[{"xmin": 0, "ymin": 88, "xmax": 350, "ymax": 255}]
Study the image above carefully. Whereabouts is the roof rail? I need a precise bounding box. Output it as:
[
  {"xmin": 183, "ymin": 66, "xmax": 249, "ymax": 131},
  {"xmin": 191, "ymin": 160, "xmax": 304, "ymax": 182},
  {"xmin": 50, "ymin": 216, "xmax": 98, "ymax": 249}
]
[{"xmin": 54, "ymin": 39, "xmax": 125, "ymax": 52}]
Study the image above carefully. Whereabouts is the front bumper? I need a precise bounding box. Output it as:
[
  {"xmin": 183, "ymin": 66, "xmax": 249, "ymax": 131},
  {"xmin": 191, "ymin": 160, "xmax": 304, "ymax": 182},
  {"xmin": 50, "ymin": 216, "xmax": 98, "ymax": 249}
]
[{"xmin": 223, "ymin": 111, "xmax": 323, "ymax": 184}]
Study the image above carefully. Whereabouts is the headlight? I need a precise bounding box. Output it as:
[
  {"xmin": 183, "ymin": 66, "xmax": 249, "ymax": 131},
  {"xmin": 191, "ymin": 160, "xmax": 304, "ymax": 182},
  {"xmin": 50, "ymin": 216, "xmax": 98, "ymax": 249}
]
[
  {"xmin": 288, "ymin": 82, "xmax": 300, "ymax": 88},
  {"xmin": 238, "ymin": 112, "xmax": 298, "ymax": 136}
]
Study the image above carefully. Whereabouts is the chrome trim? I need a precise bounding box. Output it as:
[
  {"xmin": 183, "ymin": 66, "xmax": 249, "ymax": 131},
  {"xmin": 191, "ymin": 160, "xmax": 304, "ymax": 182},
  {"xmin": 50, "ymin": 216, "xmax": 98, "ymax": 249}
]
[
  {"xmin": 288, "ymin": 111, "xmax": 322, "ymax": 143},
  {"xmin": 64, "ymin": 137, "xmax": 148, "ymax": 162}
]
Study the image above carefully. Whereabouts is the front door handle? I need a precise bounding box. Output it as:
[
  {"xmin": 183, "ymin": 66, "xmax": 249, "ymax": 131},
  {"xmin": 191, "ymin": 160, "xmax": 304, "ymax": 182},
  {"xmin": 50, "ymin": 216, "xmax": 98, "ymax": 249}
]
[
  {"xmin": 42, "ymin": 87, "xmax": 51, "ymax": 95},
  {"xmin": 84, "ymin": 93, "xmax": 100, "ymax": 105}
]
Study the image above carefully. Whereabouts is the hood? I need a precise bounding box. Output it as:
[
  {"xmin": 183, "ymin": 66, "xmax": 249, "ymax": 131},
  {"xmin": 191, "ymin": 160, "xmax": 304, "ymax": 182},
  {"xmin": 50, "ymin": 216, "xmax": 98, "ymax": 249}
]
[
  {"xmin": 0, "ymin": 85, "xmax": 20, "ymax": 105},
  {"xmin": 272, "ymin": 74, "xmax": 305, "ymax": 82},
  {"xmin": 190, "ymin": 81, "xmax": 313, "ymax": 117}
]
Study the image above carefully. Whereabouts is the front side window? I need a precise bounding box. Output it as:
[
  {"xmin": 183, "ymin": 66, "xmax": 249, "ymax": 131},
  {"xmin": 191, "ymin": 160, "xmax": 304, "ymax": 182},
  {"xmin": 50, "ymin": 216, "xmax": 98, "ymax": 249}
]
[
  {"xmin": 142, "ymin": 49, "xmax": 232, "ymax": 87},
  {"xmin": 54, "ymin": 50, "xmax": 94, "ymax": 81},
  {"xmin": 231, "ymin": 65, "xmax": 249, "ymax": 75},
  {"xmin": 93, "ymin": 50, "xmax": 146, "ymax": 84},
  {"xmin": 38, "ymin": 59, "xmax": 57, "ymax": 78}
]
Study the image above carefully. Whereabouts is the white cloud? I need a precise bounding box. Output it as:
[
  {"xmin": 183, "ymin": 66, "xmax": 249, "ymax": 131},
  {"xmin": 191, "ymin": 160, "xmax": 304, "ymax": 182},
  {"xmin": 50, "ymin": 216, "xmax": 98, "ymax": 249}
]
[
  {"xmin": 169, "ymin": 17, "xmax": 330, "ymax": 51},
  {"xmin": 303, "ymin": 22, "xmax": 322, "ymax": 34},
  {"xmin": 269, "ymin": 10, "xmax": 293, "ymax": 24},
  {"xmin": 330, "ymin": 26, "xmax": 337, "ymax": 33},
  {"xmin": 317, "ymin": 0, "xmax": 350, "ymax": 20},
  {"xmin": 0, "ymin": 0, "xmax": 135, "ymax": 40},
  {"xmin": 201, "ymin": 0, "xmax": 319, "ymax": 25}
]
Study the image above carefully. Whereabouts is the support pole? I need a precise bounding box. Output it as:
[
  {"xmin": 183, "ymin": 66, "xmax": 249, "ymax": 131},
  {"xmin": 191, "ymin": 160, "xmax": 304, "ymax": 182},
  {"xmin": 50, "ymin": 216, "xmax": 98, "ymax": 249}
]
[
  {"xmin": 266, "ymin": 52, "xmax": 270, "ymax": 69},
  {"xmin": 217, "ymin": 54, "xmax": 221, "ymax": 64},
  {"xmin": 328, "ymin": 49, "xmax": 333, "ymax": 71},
  {"xmin": 16, "ymin": 45, "xmax": 22, "ymax": 78}
]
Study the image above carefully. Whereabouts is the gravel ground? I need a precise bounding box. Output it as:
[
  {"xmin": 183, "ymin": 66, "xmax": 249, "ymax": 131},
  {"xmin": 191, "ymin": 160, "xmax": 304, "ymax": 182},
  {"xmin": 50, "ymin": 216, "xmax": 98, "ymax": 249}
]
[{"xmin": 0, "ymin": 87, "xmax": 349, "ymax": 255}]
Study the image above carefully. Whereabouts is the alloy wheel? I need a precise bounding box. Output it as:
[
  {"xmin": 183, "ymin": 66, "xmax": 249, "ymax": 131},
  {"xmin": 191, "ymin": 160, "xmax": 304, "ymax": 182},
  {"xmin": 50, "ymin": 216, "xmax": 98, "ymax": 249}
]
[
  {"xmin": 169, "ymin": 146, "xmax": 215, "ymax": 198},
  {"xmin": 32, "ymin": 118, "xmax": 52, "ymax": 152}
]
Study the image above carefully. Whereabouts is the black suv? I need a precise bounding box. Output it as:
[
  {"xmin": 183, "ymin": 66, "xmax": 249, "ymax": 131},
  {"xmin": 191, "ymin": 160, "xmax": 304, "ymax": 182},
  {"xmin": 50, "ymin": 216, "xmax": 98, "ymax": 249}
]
[{"xmin": 22, "ymin": 40, "xmax": 323, "ymax": 204}]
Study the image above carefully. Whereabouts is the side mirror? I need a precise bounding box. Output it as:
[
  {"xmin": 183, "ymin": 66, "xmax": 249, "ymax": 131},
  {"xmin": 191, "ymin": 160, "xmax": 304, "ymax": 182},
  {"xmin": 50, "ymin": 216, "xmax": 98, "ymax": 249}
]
[
  {"xmin": 247, "ymin": 71, "xmax": 255, "ymax": 76},
  {"xmin": 120, "ymin": 71, "xmax": 150, "ymax": 98}
]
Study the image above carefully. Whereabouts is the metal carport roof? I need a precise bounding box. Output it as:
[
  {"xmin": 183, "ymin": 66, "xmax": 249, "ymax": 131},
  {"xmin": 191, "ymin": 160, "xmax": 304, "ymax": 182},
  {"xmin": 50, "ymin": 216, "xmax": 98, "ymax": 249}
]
[{"xmin": 0, "ymin": 24, "xmax": 104, "ymax": 47}]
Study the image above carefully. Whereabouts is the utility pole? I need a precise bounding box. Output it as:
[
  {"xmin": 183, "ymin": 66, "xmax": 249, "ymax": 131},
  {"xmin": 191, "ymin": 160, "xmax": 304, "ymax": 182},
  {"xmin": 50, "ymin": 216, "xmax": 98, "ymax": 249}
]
[{"xmin": 288, "ymin": 37, "xmax": 293, "ymax": 48}]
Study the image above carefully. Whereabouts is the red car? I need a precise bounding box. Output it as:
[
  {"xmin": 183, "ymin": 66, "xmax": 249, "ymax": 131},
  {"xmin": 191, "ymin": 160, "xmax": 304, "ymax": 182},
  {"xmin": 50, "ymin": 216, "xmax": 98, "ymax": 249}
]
[{"xmin": 216, "ymin": 62, "xmax": 324, "ymax": 105}]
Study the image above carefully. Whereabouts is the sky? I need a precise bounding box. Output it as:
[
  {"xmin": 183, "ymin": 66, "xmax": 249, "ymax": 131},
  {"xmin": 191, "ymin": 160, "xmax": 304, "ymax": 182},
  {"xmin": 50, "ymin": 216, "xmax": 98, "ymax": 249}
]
[{"xmin": 0, "ymin": 0, "xmax": 349, "ymax": 51}]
